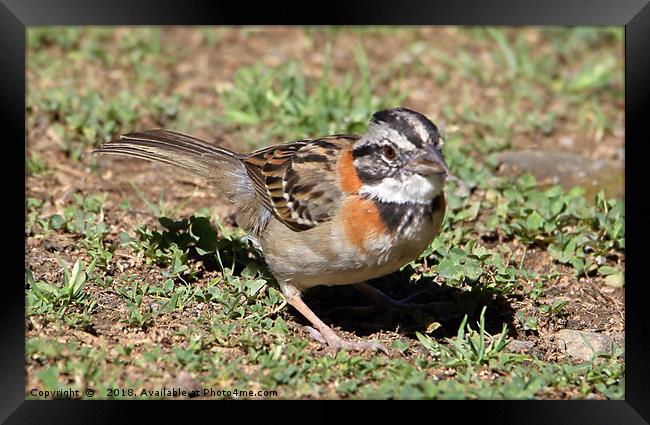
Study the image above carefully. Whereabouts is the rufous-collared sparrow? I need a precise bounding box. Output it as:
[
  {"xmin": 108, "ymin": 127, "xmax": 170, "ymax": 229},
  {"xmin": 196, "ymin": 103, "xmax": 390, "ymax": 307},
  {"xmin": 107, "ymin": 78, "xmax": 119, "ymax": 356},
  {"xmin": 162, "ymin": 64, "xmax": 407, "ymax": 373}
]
[{"xmin": 94, "ymin": 107, "xmax": 448, "ymax": 354}]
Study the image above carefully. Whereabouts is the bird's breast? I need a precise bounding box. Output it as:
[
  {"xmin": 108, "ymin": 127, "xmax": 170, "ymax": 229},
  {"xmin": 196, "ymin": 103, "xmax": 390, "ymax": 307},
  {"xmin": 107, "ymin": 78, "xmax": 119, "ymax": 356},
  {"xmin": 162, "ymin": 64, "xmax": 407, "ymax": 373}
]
[{"xmin": 260, "ymin": 194, "xmax": 444, "ymax": 291}]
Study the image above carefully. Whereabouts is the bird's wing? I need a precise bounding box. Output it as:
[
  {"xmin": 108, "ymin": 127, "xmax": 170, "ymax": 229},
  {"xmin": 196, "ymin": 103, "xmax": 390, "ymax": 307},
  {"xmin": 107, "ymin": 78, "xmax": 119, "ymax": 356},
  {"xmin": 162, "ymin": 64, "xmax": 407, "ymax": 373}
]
[{"xmin": 242, "ymin": 135, "xmax": 359, "ymax": 232}]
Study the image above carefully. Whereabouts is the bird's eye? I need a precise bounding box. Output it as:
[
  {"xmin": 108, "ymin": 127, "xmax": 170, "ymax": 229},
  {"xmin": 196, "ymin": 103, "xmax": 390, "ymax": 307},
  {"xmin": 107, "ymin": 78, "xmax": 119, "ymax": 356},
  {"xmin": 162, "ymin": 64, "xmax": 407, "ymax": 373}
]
[{"xmin": 382, "ymin": 145, "xmax": 396, "ymax": 161}]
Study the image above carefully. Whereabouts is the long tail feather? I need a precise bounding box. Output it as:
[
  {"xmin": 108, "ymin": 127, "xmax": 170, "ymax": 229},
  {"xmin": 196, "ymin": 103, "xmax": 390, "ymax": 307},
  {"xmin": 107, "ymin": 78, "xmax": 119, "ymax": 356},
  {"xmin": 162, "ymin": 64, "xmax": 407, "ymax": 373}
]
[{"xmin": 93, "ymin": 129, "xmax": 254, "ymax": 204}]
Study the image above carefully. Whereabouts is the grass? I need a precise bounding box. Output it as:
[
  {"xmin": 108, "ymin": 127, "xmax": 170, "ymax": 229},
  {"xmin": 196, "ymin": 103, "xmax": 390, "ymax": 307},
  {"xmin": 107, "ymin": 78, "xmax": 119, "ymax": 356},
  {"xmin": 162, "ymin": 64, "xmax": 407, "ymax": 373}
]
[
  {"xmin": 27, "ymin": 28, "xmax": 184, "ymax": 161},
  {"xmin": 218, "ymin": 43, "xmax": 406, "ymax": 146},
  {"xmin": 25, "ymin": 27, "xmax": 624, "ymax": 399}
]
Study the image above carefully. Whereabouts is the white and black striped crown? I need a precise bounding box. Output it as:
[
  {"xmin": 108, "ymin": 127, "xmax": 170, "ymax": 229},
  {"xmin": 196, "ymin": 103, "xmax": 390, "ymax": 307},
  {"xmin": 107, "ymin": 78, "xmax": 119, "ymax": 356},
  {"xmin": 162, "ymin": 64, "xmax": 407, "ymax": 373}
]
[{"xmin": 370, "ymin": 107, "xmax": 442, "ymax": 148}]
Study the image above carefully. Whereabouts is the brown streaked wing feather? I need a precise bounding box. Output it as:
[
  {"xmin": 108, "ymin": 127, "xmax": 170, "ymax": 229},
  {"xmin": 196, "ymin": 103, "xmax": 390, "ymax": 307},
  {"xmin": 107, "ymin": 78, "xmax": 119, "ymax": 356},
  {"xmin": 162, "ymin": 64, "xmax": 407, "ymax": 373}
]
[
  {"xmin": 242, "ymin": 136, "xmax": 358, "ymax": 232},
  {"xmin": 242, "ymin": 141, "xmax": 309, "ymax": 226},
  {"xmin": 283, "ymin": 136, "xmax": 357, "ymax": 227}
]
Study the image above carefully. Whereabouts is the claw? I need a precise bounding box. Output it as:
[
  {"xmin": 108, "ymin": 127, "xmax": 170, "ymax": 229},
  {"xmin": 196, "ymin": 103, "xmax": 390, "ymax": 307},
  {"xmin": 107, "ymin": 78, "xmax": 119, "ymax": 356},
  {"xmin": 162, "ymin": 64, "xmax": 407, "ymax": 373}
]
[
  {"xmin": 319, "ymin": 327, "xmax": 389, "ymax": 355},
  {"xmin": 304, "ymin": 325, "xmax": 389, "ymax": 354},
  {"xmin": 304, "ymin": 325, "xmax": 326, "ymax": 344}
]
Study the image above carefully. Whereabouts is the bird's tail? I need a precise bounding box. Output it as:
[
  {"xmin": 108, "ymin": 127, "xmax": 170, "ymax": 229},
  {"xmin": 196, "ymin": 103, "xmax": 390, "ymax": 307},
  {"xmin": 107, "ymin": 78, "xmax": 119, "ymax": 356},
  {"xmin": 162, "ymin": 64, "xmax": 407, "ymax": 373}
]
[{"xmin": 93, "ymin": 129, "xmax": 254, "ymax": 204}]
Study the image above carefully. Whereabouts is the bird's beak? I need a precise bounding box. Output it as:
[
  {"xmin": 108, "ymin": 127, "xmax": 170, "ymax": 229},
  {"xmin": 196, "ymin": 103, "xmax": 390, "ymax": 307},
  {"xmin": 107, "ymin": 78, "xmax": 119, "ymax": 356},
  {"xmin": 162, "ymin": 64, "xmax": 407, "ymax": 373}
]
[{"xmin": 408, "ymin": 145, "xmax": 448, "ymax": 176}]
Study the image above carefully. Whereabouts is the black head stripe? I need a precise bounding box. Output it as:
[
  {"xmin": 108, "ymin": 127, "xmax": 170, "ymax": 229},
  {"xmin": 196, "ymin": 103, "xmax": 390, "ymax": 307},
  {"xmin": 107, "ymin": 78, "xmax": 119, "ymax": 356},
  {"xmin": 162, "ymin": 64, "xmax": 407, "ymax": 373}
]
[
  {"xmin": 351, "ymin": 142, "xmax": 392, "ymax": 184},
  {"xmin": 371, "ymin": 108, "xmax": 440, "ymax": 147},
  {"xmin": 351, "ymin": 143, "xmax": 376, "ymax": 159}
]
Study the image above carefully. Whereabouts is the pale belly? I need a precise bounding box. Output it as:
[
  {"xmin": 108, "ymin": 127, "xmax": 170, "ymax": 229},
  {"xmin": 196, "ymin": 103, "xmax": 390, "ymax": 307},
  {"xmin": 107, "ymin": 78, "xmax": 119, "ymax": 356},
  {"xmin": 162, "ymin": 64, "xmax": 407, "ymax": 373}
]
[{"xmin": 260, "ymin": 214, "xmax": 435, "ymax": 291}]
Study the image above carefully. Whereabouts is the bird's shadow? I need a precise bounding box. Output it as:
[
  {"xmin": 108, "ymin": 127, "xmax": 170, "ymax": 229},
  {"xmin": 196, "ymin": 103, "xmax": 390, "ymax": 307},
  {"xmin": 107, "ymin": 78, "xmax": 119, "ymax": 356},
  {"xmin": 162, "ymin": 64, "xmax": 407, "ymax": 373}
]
[
  {"xmin": 294, "ymin": 267, "xmax": 517, "ymax": 340},
  {"xmin": 147, "ymin": 216, "xmax": 516, "ymax": 340},
  {"xmin": 142, "ymin": 215, "xmax": 263, "ymax": 275}
]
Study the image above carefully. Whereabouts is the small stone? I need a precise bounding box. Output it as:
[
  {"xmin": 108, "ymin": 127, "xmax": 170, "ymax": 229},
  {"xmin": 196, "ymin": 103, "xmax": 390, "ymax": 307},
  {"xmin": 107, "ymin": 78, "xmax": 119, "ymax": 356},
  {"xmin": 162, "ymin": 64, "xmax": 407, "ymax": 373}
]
[
  {"xmin": 507, "ymin": 339, "xmax": 535, "ymax": 353},
  {"xmin": 559, "ymin": 137, "xmax": 575, "ymax": 148},
  {"xmin": 173, "ymin": 371, "xmax": 201, "ymax": 396},
  {"xmin": 555, "ymin": 329, "xmax": 617, "ymax": 362},
  {"xmin": 604, "ymin": 273, "xmax": 625, "ymax": 288},
  {"xmin": 43, "ymin": 236, "xmax": 68, "ymax": 252},
  {"xmin": 496, "ymin": 150, "xmax": 624, "ymax": 200},
  {"xmin": 485, "ymin": 188, "xmax": 499, "ymax": 204},
  {"xmin": 612, "ymin": 332, "xmax": 625, "ymax": 346}
]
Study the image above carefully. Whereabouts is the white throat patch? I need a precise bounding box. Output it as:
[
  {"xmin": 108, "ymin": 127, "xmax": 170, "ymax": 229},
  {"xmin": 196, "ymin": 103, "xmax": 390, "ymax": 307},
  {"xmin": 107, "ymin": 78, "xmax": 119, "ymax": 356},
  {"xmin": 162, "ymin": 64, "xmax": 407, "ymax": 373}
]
[{"xmin": 360, "ymin": 174, "xmax": 442, "ymax": 204}]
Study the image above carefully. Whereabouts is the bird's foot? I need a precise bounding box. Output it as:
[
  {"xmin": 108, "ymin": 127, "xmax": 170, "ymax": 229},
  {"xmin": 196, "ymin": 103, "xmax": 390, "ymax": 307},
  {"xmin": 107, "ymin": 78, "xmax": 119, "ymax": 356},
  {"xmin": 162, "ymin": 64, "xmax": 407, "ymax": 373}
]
[
  {"xmin": 327, "ymin": 290, "xmax": 446, "ymax": 320},
  {"xmin": 304, "ymin": 326, "xmax": 389, "ymax": 355}
]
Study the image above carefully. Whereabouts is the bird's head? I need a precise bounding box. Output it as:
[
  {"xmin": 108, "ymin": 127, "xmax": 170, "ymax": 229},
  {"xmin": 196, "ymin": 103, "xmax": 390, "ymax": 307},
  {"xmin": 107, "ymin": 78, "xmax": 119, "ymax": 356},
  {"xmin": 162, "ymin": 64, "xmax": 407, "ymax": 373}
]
[{"xmin": 352, "ymin": 107, "xmax": 448, "ymax": 204}]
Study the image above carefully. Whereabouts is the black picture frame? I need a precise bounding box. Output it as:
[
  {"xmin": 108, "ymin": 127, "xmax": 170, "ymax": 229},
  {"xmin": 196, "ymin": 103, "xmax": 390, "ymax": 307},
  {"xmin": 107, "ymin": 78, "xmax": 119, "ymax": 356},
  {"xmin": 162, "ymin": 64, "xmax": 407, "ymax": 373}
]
[{"xmin": 4, "ymin": 0, "xmax": 648, "ymax": 422}]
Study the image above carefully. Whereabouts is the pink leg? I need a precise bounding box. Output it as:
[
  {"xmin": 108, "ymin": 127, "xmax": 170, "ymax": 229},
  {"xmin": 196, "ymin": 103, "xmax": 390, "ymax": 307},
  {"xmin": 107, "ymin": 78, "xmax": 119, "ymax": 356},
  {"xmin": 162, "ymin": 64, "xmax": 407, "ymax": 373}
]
[{"xmin": 285, "ymin": 292, "xmax": 388, "ymax": 354}]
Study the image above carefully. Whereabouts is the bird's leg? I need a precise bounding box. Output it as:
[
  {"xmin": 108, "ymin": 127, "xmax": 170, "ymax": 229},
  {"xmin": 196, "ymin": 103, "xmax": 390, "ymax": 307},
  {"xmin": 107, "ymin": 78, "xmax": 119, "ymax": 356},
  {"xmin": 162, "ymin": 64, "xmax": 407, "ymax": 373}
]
[
  {"xmin": 326, "ymin": 282, "xmax": 445, "ymax": 321},
  {"xmin": 353, "ymin": 282, "xmax": 433, "ymax": 309},
  {"xmin": 281, "ymin": 283, "xmax": 388, "ymax": 354}
]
